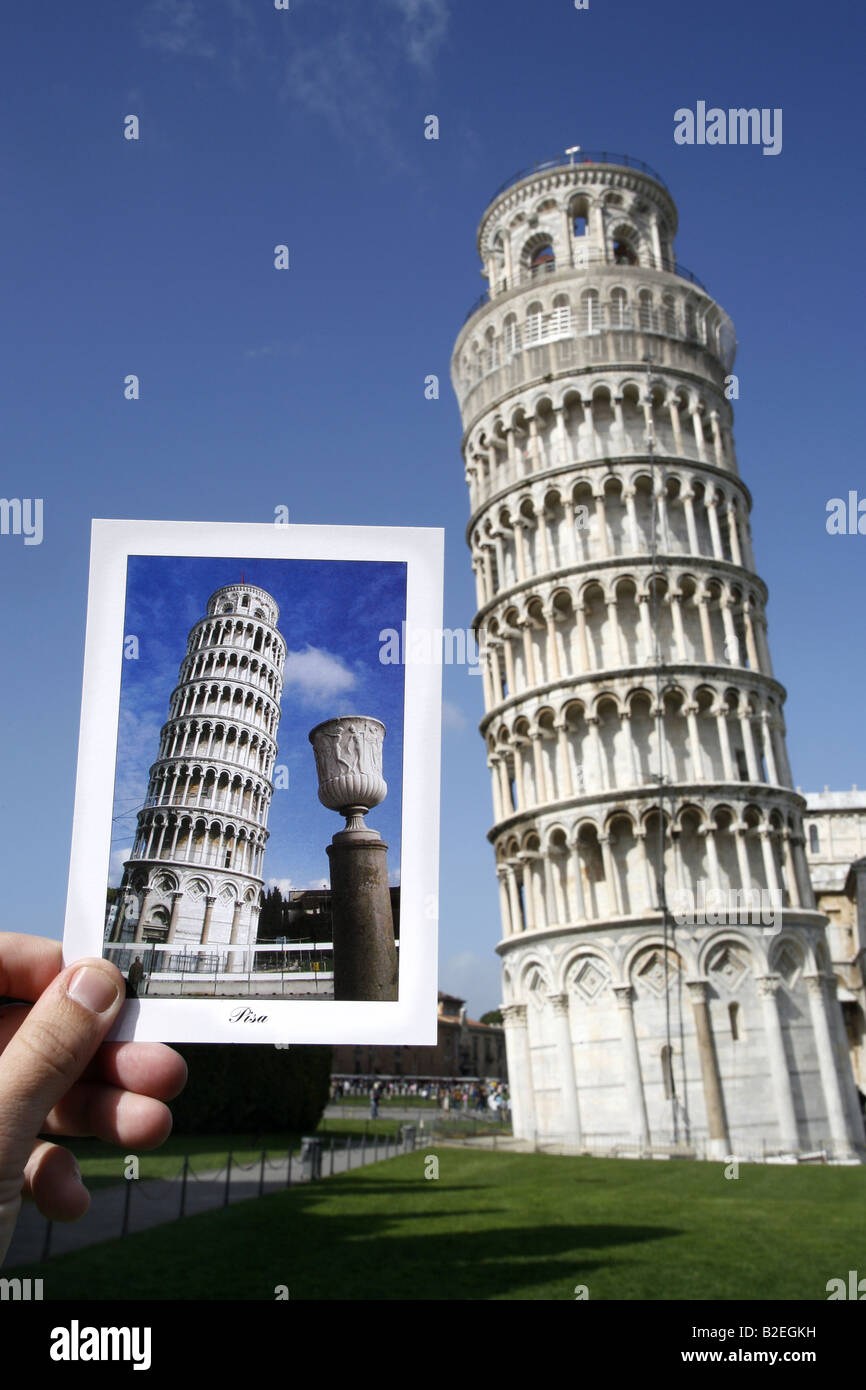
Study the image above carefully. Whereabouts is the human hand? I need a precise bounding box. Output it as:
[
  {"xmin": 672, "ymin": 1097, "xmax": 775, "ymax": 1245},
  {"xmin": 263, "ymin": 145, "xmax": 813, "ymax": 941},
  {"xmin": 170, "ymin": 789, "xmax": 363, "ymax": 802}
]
[{"xmin": 0, "ymin": 934, "xmax": 187, "ymax": 1266}]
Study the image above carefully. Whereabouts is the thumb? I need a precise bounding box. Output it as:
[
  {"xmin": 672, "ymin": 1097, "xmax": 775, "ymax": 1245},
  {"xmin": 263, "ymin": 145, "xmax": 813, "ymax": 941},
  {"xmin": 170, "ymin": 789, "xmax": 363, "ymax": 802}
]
[{"xmin": 0, "ymin": 959, "xmax": 124, "ymax": 1235}]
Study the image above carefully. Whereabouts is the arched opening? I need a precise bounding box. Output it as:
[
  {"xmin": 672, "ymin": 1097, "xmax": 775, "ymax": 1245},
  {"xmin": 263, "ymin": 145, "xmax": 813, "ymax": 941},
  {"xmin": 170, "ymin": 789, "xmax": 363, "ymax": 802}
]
[
  {"xmin": 609, "ymin": 286, "xmax": 629, "ymax": 329},
  {"xmin": 580, "ymin": 288, "xmax": 600, "ymax": 334},
  {"xmin": 613, "ymin": 237, "xmax": 638, "ymax": 267},
  {"xmin": 530, "ymin": 243, "xmax": 555, "ymax": 277}
]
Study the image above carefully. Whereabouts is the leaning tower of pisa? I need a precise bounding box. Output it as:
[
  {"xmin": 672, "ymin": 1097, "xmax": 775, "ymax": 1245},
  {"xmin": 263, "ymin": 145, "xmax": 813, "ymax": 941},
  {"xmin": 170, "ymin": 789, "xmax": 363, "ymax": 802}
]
[
  {"xmin": 110, "ymin": 583, "xmax": 285, "ymax": 982},
  {"xmin": 450, "ymin": 151, "xmax": 864, "ymax": 1159}
]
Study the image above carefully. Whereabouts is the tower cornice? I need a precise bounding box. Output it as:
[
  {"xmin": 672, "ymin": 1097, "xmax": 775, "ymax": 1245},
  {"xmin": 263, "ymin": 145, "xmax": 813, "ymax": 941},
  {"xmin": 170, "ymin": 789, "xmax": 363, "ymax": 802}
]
[
  {"xmin": 465, "ymin": 453, "xmax": 751, "ymax": 540},
  {"xmin": 477, "ymin": 662, "xmax": 788, "ymax": 735},
  {"xmin": 470, "ymin": 552, "xmax": 769, "ymax": 624},
  {"xmin": 485, "ymin": 782, "xmax": 808, "ymax": 844}
]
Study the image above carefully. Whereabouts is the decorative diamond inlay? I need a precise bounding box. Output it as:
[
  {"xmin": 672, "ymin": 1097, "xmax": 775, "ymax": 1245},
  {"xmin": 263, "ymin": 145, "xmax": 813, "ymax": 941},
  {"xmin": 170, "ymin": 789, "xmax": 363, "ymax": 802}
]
[
  {"xmin": 708, "ymin": 946, "xmax": 747, "ymax": 993},
  {"xmin": 573, "ymin": 959, "xmax": 609, "ymax": 1002},
  {"xmin": 526, "ymin": 969, "xmax": 547, "ymax": 1007},
  {"xmin": 776, "ymin": 946, "xmax": 800, "ymax": 986},
  {"xmin": 636, "ymin": 949, "xmax": 678, "ymax": 997}
]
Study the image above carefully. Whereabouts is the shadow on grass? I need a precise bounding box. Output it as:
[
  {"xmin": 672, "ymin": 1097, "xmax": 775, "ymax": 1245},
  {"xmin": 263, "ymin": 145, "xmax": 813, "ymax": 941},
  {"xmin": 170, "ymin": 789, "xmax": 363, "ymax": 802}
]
[{"xmin": 8, "ymin": 1165, "xmax": 682, "ymax": 1301}]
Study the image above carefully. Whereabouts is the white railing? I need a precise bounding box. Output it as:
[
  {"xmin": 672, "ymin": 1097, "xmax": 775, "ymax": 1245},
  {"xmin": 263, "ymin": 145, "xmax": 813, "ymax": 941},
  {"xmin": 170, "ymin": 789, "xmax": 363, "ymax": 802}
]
[{"xmin": 524, "ymin": 305, "xmax": 573, "ymax": 347}]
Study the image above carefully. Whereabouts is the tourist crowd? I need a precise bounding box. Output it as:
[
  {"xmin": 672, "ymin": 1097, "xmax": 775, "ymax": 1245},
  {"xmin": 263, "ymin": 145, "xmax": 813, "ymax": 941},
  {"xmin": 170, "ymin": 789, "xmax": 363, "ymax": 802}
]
[{"xmin": 332, "ymin": 1076, "xmax": 509, "ymax": 1117}]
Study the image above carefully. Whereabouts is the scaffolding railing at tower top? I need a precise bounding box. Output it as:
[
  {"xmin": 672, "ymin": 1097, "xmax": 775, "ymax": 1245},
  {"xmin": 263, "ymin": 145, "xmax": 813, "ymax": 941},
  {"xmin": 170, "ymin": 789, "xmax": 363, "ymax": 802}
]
[{"xmin": 488, "ymin": 151, "xmax": 669, "ymax": 205}]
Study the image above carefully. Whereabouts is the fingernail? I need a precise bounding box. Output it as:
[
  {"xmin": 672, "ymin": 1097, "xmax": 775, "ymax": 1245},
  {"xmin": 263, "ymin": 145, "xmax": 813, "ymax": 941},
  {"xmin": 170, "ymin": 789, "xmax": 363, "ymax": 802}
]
[{"xmin": 67, "ymin": 966, "xmax": 120, "ymax": 1014}]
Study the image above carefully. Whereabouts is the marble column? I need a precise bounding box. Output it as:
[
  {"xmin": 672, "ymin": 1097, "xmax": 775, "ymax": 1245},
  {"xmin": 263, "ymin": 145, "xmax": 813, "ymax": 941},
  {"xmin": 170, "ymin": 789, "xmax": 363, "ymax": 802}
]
[
  {"xmin": 716, "ymin": 709, "xmax": 735, "ymax": 781},
  {"xmin": 501, "ymin": 1003, "xmax": 537, "ymax": 1141},
  {"xmin": 697, "ymin": 592, "xmax": 717, "ymax": 661},
  {"xmin": 200, "ymin": 894, "xmax": 217, "ymax": 945},
  {"xmin": 687, "ymin": 979, "xmax": 730, "ymax": 1158},
  {"xmin": 537, "ymin": 508, "xmax": 552, "ymax": 572},
  {"xmin": 823, "ymin": 971, "xmax": 866, "ymax": 1147},
  {"xmin": 556, "ymin": 722, "xmax": 574, "ymax": 797},
  {"xmin": 166, "ymin": 890, "xmax": 183, "ymax": 945},
  {"xmin": 521, "ymin": 621, "xmax": 537, "ymax": 688},
  {"xmin": 134, "ymin": 889, "xmax": 153, "ymax": 944},
  {"xmin": 594, "ymin": 493, "xmax": 609, "ymax": 558},
  {"xmin": 530, "ymin": 731, "xmax": 547, "ymax": 806},
  {"xmin": 781, "ymin": 831, "xmax": 801, "ymax": 908},
  {"xmin": 700, "ymin": 825, "xmax": 723, "ymax": 894},
  {"xmin": 804, "ymin": 974, "xmax": 857, "ymax": 1156},
  {"xmin": 576, "ymin": 603, "xmax": 591, "ymax": 670},
  {"xmin": 545, "ymin": 612, "xmax": 561, "ymax": 680},
  {"xmin": 600, "ymin": 834, "xmax": 622, "ymax": 914},
  {"xmin": 755, "ymin": 974, "xmax": 800, "ymax": 1152},
  {"xmin": 667, "ymin": 397, "xmax": 684, "ymax": 456},
  {"xmin": 682, "ymin": 490, "xmax": 700, "ymax": 554},
  {"xmin": 497, "ymin": 866, "xmax": 513, "ymax": 936},
  {"xmin": 513, "ymin": 522, "xmax": 527, "ymax": 581},
  {"xmin": 570, "ymin": 842, "xmax": 588, "ymax": 920},
  {"xmin": 512, "ymin": 738, "xmax": 527, "ymax": 810},
  {"xmin": 707, "ymin": 496, "xmax": 724, "ymax": 559},
  {"xmin": 760, "ymin": 712, "xmax": 779, "ymax": 785},
  {"xmin": 550, "ymin": 993, "xmax": 583, "ymax": 1146},
  {"xmin": 506, "ymin": 864, "xmax": 524, "ymax": 933},
  {"xmin": 613, "ymin": 984, "xmax": 650, "ymax": 1147}
]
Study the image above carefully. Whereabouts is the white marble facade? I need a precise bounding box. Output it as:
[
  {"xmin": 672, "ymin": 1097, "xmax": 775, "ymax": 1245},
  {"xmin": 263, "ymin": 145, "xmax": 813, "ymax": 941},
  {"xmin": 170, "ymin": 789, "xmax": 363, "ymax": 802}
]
[{"xmin": 450, "ymin": 153, "xmax": 865, "ymax": 1158}]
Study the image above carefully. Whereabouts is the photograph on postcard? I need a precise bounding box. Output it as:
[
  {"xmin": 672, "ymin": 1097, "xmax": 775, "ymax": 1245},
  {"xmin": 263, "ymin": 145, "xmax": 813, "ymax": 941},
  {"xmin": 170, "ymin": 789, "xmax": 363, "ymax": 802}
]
[{"xmin": 105, "ymin": 554, "xmax": 406, "ymax": 1002}]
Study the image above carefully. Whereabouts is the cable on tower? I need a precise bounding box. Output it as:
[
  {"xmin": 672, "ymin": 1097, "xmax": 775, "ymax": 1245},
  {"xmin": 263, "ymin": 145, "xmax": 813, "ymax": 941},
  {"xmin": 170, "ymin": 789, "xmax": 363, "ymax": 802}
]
[{"xmin": 645, "ymin": 353, "xmax": 687, "ymax": 1146}]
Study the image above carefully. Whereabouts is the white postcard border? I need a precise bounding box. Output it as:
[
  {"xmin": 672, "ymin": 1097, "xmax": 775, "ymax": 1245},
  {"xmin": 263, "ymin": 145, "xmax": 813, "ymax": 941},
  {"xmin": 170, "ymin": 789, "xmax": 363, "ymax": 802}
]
[{"xmin": 62, "ymin": 518, "xmax": 443, "ymax": 1045}]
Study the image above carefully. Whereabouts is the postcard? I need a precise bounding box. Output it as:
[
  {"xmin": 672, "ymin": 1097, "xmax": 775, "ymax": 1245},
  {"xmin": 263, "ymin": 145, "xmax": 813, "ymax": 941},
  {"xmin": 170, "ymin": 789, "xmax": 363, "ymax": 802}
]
[{"xmin": 62, "ymin": 519, "xmax": 443, "ymax": 1044}]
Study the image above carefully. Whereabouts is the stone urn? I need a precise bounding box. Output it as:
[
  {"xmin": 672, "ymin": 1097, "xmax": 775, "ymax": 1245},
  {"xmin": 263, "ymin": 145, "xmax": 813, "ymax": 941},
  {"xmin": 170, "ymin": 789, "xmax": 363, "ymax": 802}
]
[{"xmin": 308, "ymin": 716, "xmax": 387, "ymax": 839}]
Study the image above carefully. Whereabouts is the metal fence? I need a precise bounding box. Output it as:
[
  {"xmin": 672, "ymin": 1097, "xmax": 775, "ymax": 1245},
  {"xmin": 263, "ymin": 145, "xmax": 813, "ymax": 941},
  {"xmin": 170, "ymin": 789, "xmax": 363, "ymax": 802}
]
[
  {"xmin": 103, "ymin": 940, "xmax": 335, "ymax": 996},
  {"xmin": 37, "ymin": 1127, "xmax": 419, "ymax": 1264}
]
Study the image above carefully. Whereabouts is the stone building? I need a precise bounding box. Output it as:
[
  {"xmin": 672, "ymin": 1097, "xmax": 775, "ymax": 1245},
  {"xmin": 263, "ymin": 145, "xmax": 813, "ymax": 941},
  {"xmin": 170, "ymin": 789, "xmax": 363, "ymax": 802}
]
[
  {"xmin": 803, "ymin": 788, "xmax": 866, "ymax": 1097},
  {"xmin": 332, "ymin": 992, "xmax": 507, "ymax": 1081},
  {"xmin": 450, "ymin": 149, "xmax": 865, "ymax": 1159},
  {"xmin": 108, "ymin": 583, "xmax": 285, "ymax": 987}
]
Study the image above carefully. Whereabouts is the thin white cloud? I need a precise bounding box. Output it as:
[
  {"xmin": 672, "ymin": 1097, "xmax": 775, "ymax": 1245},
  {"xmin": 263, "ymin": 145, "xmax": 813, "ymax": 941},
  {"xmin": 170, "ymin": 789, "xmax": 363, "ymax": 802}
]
[
  {"xmin": 282, "ymin": 646, "xmax": 357, "ymax": 704},
  {"xmin": 266, "ymin": 877, "xmax": 294, "ymax": 895},
  {"xmin": 383, "ymin": 0, "xmax": 449, "ymax": 69},
  {"xmin": 442, "ymin": 698, "xmax": 468, "ymax": 731},
  {"xmin": 137, "ymin": 0, "xmax": 217, "ymax": 59},
  {"xmin": 280, "ymin": 0, "xmax": 450, "ymax": 155},
  {"xmin": 110, "ymin": 845, "xmax": 134, "ymax": 883}
]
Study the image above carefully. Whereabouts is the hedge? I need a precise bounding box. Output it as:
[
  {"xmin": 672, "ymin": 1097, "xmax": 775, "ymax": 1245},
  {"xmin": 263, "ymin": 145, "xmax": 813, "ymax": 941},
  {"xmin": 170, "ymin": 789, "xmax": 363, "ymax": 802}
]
[{"xmin": 168, "ymin": 1043, "xmax": 332, "ymax": 1134}]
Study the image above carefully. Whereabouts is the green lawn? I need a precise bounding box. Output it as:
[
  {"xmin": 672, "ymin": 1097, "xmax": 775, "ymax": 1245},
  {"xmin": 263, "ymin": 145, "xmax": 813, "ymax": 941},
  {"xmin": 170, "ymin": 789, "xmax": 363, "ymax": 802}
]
[{"xmin": 12, "ymin": 1150, "xmax": 865, "ymax": 1300}]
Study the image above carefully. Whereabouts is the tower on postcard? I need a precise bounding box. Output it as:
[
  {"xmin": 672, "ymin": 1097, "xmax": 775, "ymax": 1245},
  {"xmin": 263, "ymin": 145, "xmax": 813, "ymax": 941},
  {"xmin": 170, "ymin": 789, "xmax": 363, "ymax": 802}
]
[{"xmin": 110, "ymin": 583, "xmax": 285, "ymax": 989}]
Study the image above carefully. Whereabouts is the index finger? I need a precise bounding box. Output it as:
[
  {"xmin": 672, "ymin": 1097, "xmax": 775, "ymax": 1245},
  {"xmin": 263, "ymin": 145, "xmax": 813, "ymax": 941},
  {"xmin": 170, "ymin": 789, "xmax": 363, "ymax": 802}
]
[{"xmin": 0, "ymin": 935, "xmax": 63, "ymax": 1004}]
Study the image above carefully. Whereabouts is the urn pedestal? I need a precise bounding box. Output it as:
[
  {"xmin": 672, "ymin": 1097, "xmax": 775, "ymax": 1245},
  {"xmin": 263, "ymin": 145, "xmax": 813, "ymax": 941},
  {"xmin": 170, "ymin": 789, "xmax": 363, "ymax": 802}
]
[{"xmin": 309, "ymin": 716, "xmax": 398, "ymax": 1001}]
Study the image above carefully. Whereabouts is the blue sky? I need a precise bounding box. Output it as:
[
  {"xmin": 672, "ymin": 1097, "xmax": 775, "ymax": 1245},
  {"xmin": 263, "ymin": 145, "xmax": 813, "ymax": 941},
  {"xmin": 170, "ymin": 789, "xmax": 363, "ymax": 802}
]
[
  {"xmin": 1, "ymin": 0, "xmax": 863, "ymax": 1015},
  {"xmin": 110, "ymin": 555, "xmax": 406, "ymax": 894}
]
